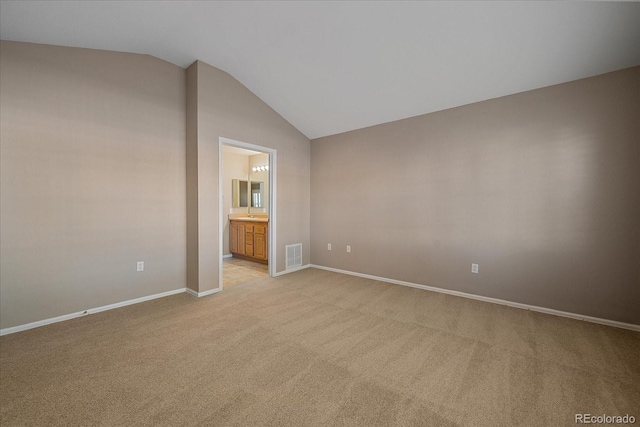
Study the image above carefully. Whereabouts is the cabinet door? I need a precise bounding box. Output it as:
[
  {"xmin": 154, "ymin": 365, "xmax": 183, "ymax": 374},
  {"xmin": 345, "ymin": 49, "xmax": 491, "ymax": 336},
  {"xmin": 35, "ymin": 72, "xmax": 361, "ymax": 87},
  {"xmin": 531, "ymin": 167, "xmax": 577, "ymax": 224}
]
[
  {"xmin": 245, "ymin": 230, "xmax": 254, "ymax": 256},
  {"xmin": 254, "ymin": 232, "xmax": 266, "ymax": 260},
  {"xmin": 230, "ymin": 222, "xmax": 238, "ymax": 253},
  {"xmin": 238, "ymin": 224, "xmax": 246, "ymax": 255}
]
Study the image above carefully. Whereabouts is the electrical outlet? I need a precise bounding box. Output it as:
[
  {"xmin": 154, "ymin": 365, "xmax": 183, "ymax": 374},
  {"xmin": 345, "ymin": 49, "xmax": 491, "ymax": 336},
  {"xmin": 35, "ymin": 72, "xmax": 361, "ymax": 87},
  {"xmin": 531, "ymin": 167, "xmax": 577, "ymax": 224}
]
[
  {"xmin": 137, "ymin": 261, "xmax": 144, "ymax": 272},
  {"xmin": 471, "ymin": 263, "xmax": 478, "ymax": 274},
  {"xmin": 346, "ymin": 245, "xmax": 351, "ymax": 253},
  {"xmin": 327, "ymin": 243, "xmax": 332, "ymax": 250}
]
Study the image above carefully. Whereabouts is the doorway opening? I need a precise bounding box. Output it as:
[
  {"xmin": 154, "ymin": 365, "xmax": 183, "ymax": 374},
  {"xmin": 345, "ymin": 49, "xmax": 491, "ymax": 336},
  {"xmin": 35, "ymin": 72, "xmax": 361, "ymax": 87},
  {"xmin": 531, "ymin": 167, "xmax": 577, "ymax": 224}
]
[{"xmin": 219, "ymin": 137, "xmax": 276, "ymax": 290}]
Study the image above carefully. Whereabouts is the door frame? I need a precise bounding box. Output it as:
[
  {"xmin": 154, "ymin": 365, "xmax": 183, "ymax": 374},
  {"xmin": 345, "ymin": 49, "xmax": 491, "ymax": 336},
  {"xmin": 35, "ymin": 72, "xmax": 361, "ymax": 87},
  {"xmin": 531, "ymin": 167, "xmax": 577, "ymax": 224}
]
[{"xmin": 219, "ymin": 137, "xmax": 277, "ymax": 288}]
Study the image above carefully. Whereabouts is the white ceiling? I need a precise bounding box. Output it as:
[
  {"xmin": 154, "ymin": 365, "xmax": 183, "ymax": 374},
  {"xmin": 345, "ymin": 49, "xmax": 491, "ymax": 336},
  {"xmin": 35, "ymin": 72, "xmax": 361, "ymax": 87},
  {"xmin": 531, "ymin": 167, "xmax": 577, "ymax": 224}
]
[{"xmin": 1, "ymin": 1, "xmax": 638, "ymax": 140}]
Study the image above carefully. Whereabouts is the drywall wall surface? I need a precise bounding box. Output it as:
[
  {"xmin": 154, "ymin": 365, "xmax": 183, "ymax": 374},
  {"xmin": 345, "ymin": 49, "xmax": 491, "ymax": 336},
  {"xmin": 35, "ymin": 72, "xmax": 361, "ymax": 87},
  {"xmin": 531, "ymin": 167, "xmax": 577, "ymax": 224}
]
[
  {"xmin": 186, "ymin": 62, "xmax": 199, "ymax": 293},
  {"xmin": 311, "ymin": 67, "xmax": 640, "ymax": 324},
  {"xmin": 0, "ymin": 41, "xmax": 187, "ymax": 329},
  {"xmin": 187, "ymin": 60, "xmax": 310, "ymax": 293}
]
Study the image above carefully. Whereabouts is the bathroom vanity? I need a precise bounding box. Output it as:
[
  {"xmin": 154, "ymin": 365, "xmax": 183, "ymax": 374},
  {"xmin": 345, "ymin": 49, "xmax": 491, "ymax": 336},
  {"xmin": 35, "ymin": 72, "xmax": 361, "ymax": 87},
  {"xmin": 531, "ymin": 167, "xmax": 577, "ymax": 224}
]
[{"xmin": 229, "ymin": 217, "xmax": 268, "ymax": 264}]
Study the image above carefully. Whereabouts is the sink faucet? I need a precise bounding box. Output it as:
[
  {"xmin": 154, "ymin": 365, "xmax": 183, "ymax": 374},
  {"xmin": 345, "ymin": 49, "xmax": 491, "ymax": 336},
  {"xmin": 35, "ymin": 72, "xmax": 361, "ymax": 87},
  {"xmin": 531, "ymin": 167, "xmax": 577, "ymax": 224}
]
[{"xmin": 247, "ymin": 208, "xmax": 254, "ymax": 218}]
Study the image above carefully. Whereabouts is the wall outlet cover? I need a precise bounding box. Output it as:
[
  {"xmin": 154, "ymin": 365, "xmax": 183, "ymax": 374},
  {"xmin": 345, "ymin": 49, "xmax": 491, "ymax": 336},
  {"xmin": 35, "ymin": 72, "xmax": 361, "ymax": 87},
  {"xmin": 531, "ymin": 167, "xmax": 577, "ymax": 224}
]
[{"xmin": 471, "ymin": 263, "xmax": 478, "ymax": 274}]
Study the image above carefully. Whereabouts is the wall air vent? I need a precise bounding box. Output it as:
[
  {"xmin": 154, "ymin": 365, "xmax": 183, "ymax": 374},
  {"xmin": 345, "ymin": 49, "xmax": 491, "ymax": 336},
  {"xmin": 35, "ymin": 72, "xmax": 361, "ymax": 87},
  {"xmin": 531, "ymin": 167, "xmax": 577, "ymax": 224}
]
[{"xmin": 285, "ymin": 244, "xmax": 302, "ymax": 270}]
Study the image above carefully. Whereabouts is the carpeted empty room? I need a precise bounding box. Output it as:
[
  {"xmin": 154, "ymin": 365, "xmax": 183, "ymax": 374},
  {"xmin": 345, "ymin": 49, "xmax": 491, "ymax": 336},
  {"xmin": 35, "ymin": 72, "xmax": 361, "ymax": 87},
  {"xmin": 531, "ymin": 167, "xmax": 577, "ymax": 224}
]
[
  {"xmin": 1, "ymin": 269, "xmax": 639, "ymax": 426},
  {"xmin": 2, "ymin": 2, "xmax": 640, "ymax": 427}
]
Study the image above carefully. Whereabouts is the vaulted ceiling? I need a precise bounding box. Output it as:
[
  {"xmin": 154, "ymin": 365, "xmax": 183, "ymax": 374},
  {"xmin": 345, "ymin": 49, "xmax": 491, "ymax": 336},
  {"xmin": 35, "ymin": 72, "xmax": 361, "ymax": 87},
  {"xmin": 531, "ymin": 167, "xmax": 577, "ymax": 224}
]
[{"xmin": 1, "ymin": 1, "xmax": 638, "ymax": 139}]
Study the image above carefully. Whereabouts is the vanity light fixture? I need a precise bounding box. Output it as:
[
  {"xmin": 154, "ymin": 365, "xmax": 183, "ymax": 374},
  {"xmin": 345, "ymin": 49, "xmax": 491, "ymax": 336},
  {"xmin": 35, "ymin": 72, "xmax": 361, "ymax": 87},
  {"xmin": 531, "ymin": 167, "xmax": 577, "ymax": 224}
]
[{"xmin": 252, "ymin": 165, "xmax": 269, "ymax": 172}]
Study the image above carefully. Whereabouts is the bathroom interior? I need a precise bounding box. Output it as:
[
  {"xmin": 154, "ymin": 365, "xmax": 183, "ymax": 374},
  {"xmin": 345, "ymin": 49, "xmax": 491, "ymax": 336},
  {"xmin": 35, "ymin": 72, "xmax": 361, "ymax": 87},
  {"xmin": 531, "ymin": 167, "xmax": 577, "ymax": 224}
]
[{"xmin": 222, "ymin": 144, "xmax": 270, "ymax": 288}]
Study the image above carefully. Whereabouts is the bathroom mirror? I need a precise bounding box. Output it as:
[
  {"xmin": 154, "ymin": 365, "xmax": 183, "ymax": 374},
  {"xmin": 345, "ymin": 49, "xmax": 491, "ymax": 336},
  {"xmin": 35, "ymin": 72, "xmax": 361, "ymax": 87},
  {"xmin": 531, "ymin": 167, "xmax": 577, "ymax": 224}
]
[
  {"xmin": 251, "ymin": 181, "xmax": 263, "ymax": 208},
  {"xmin": 232, "ymin": 179, "xmax": 248, "ymax": 208},
  {"xmin": 233, "ymin": 180, "xmax": 264, "ymax": 208}
]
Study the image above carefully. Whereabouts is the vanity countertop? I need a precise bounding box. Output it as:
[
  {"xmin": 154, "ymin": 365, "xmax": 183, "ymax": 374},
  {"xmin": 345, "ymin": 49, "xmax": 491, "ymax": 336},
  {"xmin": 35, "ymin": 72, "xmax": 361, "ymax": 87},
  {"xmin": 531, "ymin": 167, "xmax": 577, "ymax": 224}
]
[{"xmin": 229, "ymin": 216, "xmax": 269, "ymax": 223}]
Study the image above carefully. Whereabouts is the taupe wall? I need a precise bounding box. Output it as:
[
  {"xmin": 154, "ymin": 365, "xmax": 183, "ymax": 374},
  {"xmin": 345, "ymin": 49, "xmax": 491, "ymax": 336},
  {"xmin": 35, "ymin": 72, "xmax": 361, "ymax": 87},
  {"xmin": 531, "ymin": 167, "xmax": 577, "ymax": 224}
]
[
  {"xmin": 0, "ymin": 41, "xmax": 187, "ymax": 329},
  {"xmin": 187, "ymin": 60, "xmax": 310, "ymax": 293},
  {"xmin": 311, "ymin": 67, "xmax": 640, "ymax": 325},
  {"xmin": 186, "ymin": 63, "xmax": 199, "ymax": 294},
  {"xmin": 2, "ymin": 40, "xmax": 635, "ymax": 329}
]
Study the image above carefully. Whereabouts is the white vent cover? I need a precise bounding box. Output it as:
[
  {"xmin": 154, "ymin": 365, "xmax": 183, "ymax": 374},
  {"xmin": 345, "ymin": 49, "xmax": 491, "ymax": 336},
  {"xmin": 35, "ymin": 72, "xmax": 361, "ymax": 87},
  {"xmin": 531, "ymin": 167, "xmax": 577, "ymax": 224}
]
[{"xmin": 285, "ymin": 244, "xmax": 302, "ymax": 270}]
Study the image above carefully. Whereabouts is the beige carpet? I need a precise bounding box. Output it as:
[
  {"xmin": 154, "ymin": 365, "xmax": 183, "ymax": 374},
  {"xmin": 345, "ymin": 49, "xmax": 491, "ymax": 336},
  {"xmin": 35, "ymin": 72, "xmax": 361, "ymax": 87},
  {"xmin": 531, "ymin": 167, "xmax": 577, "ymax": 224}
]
[{"xmin": 1, "ymin": 268, "xmax": 638, "ymax": 427}]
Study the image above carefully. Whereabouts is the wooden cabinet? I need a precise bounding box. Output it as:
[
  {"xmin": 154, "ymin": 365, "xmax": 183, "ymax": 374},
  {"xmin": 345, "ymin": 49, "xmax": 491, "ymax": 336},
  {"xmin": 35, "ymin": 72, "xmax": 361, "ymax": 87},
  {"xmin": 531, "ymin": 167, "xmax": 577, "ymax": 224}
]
[
  {"xmin": 252, "ymin": 224, "xmax": 267, "ymax": 261},
  {"xmin": 230, "ymin": 220, "xmax": 268, "ymax": 264},
  {"xmin": 254, "ymin": 232, "xmax": 266, "ymax": 260},
  {"xmin": 245, "ymin": 223, "xmax": 253, "ymax": 257},
  {"xmin": 230, "ymin": 223, "xmax": 238, "ymax": 253}
]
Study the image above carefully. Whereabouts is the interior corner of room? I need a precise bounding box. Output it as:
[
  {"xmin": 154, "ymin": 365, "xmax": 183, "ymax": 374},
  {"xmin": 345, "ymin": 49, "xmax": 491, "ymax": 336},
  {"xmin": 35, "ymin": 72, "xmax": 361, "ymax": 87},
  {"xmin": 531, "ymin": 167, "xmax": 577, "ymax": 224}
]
[
  {"xmin": 1, "ymin": 3, "xmax": 639, "ymax": 425},
  {"xmin": 1, "ymin": 7, "xmax": 639, "ymax": 335}
]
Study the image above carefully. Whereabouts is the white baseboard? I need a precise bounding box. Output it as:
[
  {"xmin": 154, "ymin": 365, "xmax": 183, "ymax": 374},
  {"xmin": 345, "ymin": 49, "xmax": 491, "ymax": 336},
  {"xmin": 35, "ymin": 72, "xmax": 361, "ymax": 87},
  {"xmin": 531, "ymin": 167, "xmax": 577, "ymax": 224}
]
[
  {"xmin": 0, "ymin": 288, "xmax": 187, "ymax": 336},
  {"xmin": 6, "ymin": 265, "xmax": 634, "ymax": 336},
  {"xmin": 309, "ymin": 265, "xmax": 640, "ymax": 332},
  {"xmin": 222, "ymin": 254, "xmax": 233, "ymax": 259},
  {"xmin": 185, "ymin": 287, "xmax": 221, "ymax": 298},
  {"xmin": 274, "ymin": 264, "xmax": 311, "ymax": 276}
]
